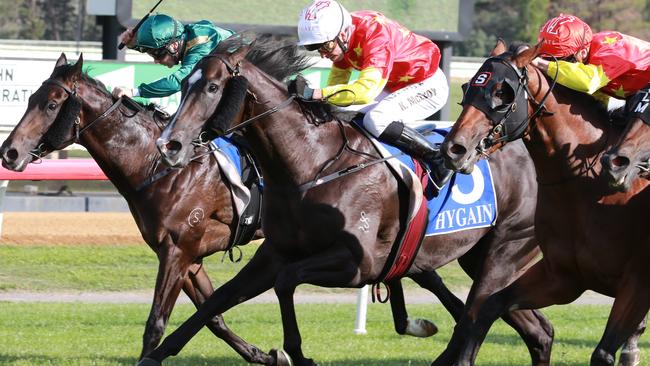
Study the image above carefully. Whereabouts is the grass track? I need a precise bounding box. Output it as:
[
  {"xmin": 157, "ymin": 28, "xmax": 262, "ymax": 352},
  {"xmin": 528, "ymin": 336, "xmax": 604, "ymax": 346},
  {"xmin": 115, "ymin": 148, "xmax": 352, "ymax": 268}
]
[
  {"xmin": 0, "ymin": 243, "xmax": 469, "ymax": 293},
  {"xmin": 0, "ymin": 302, "xmax": 642, "ymax": 366}
]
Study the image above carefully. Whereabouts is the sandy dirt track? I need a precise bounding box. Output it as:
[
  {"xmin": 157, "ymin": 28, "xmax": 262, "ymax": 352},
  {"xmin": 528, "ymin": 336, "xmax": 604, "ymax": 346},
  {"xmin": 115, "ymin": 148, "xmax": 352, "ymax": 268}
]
[{"xmin": 0, "ymin": 212, "xmax": 144, "ymax": 245}]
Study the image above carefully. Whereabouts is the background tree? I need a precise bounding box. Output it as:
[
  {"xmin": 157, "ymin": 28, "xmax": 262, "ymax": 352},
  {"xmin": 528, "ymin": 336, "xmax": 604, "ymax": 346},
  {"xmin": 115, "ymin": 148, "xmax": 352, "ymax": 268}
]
[
  {"xmin": 17, "ymin": 0, "xmax": 45, "ymax": 40},
  {"xmin": 457, "ymin": 0, "xmax": 650, "ymax": 56}
]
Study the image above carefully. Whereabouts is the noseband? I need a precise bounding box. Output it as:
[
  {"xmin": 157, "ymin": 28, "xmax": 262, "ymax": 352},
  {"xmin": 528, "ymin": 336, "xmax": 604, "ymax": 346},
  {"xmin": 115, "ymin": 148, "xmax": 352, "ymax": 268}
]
[{"xmin": 36, "ymin": 78, "xmax": 125, "ymax": 157}]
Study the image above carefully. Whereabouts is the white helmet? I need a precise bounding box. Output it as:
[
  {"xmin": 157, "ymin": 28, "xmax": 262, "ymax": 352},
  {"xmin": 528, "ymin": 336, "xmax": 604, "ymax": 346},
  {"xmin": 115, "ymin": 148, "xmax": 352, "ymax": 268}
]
[{"xmin": 297, "ymin": 0, "xmax": 352, "ymax": 46}]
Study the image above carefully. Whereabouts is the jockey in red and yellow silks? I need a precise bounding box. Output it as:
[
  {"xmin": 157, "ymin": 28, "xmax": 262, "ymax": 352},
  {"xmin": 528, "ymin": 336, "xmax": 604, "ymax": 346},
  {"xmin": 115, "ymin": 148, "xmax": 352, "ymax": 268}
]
[
  {"xmin": 293, "ymin": 0, "xmax": 452, "ymax": 192},
  {"xmin": 322, "ymin": 10, "xmax": 441, "ymax": 105},
  {"xmin": 533, "ymin": 14, "xmax": 650, "ymax": 117}
]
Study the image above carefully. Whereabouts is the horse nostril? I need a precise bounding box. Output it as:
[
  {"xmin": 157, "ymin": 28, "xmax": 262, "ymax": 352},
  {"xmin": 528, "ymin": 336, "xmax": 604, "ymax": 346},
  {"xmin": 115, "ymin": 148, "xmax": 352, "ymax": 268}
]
[
  {"xmin": 165, "ymin": 140, "xmax": 182, "ymax": 155},
  {"xmin": 4, "ymin": 148, "xmax": 18, "ymax": 162},
  {"xmin": 610, "ymin": 155, "xmax": 630, "ymax": 168},
  {"xmin": 449, "ymin": 144, "xmax": 467, "ymax": 156}
]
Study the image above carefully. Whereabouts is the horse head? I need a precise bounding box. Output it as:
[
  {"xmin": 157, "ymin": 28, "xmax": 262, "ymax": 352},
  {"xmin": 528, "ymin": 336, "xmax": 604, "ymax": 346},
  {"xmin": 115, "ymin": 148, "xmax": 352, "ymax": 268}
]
[
  {"xmin": 601, "ymin": 87, "xmax": 650, "ymax": 191},
  {"xmin": 157, "ymin": 34, "xmax": 313, "ymax": 168},
  {"xmin": 157, "ymin": 44, "xmax": 252, "ymax": 168},
  {"xmin": 442, "ymin": 40, "xmax": 542, "ymax": 173},
  {"xmin": 1, "ymin": 53, "xmax": 84, "ymax": 171}
]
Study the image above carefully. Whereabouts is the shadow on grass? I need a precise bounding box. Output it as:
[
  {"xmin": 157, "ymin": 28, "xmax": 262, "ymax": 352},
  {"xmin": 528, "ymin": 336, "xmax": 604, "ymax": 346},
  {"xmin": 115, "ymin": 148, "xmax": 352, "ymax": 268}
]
[{"xmin": 485, "ymin": 332, "xmax": 650, "ymax": 349}]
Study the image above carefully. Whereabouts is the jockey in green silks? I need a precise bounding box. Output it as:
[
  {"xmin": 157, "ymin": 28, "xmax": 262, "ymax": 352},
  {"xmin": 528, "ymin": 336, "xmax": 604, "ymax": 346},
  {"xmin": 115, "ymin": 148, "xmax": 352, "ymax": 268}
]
[{"xmin": 112, "ymin": 14, "xmax": 234, "ymax": 99}]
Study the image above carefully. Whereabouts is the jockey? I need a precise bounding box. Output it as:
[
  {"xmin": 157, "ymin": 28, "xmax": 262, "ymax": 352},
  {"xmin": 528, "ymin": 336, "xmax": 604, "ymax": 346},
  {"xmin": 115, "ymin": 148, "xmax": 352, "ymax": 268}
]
[
  {"xmin": 531, "ymin": 14, "xmax": 650, "ymax": 123},
  {"xmin": 112, "ymin": 14, "xmax": 234, "ymax": 99},
  {"xmin": 292, "ymin": 0, "xmax": 453, "ymax": 192}
]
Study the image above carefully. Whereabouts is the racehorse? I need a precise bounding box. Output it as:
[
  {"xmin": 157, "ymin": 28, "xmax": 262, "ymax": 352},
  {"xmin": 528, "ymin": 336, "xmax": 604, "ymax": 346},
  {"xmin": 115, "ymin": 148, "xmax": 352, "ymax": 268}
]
[
  {"xmin": 140, "ymin": 35, "xmax": 555, "ymax": 366},
  {"xmin": 601, "ymin": 86, "xmax": 650, "ymax": 191},
  {"xmin": 439, "ymin": 39, "xmax": 649, "ymax": 366},
  {"xmin": 0, "ymin": 53, "xmax": 469, "ymax": 365}
]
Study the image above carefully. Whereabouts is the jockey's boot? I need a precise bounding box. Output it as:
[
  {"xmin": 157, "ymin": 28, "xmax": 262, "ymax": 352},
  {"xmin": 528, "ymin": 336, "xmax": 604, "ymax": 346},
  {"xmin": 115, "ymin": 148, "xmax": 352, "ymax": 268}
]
[{"xmin": 379, "ymin": 122, "xmax": 454, "ymax": 195}]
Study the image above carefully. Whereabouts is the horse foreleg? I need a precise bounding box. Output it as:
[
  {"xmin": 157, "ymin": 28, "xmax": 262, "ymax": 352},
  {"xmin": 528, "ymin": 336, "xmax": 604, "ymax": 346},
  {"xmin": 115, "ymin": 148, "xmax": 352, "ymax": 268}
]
[
  {"xmin": 274, "ymin": 249, "xmax": 360, "ymax": 366},
  {"xmin": 501, "ymin": 309, "xmax": 554, "ymax": 366},
  {"xmin": 185, "ymin": 263, "xmax": 275, "ymax": 365},
  {"xmin": 433, "ymin": 260, "xmax": 582, "ymax": 366},
  {"xmin": 619, "ymin": 314, "xmax": 646, "ymax": 366},
  {"xmin": 141, "ymin": 241, "xmax": 281, "ymax": 365},
  {"xmin": 591, "ymin": 276, "xmax": 650, "ymax": 366},
  {"xmin": 140, "ymin": 241, "xmax": 190, "ymax": 359}
]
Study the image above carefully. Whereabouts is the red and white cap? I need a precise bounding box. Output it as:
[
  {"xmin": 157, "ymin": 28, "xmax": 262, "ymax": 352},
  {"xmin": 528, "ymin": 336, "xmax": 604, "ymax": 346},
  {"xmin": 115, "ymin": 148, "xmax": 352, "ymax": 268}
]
[
  {"xmin": 538, "ymin": 14, "xmax": 592, "ymax": 58},
  {"xmin": 297, "ymin": 0, "xmax": 352, "ymax": 46}
]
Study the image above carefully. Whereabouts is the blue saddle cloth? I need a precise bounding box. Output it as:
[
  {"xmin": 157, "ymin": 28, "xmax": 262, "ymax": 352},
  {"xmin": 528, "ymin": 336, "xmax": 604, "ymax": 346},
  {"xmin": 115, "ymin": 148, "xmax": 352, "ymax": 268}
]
[
  {"xmin": 375, "ymin": 125, "xmax": 497, "ymax": 236},
  {"xmin": 214, "ymin": 126, "xmax": 497, "ymax": 236},
  {"xmin": 212, "ymin": 137, "xmax": 243, "ymax": 175}
]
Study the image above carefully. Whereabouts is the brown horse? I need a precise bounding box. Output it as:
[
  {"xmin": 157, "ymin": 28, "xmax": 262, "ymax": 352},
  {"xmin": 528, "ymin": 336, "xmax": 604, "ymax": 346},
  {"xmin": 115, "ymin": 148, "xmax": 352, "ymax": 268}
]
[
  {"xmin": 0, "ymin": 53, "xmax": 472, "ymax": 364},
  {"xmin": 138, "ymin": 36, "xmax": 555, "ymax": 366},
  {"xmin": 601, "ymin": 86, "xmax": 650, "ymax": 191},
  {"xmin": 439, "ymin": 40, "xmax": 649, "ymax": 366}
]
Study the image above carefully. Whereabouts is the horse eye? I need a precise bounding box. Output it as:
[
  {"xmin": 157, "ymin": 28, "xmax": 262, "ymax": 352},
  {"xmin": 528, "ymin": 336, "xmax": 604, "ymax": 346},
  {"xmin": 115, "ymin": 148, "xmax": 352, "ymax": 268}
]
[
  {"xmin": 208, "ymin": 83, "xmax": 219, "ymax": 93},
  {"xmin": 47, "ymin": 102, "xmax": 57, "ymax": 111}
]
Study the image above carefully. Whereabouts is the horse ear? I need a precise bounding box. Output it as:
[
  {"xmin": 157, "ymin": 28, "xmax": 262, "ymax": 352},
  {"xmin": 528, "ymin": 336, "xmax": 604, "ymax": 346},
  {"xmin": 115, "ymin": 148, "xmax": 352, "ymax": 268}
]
[
  {"xmin": 70, "ymin": 53, "xmax": 84, "ymax": 80},
  {"xmin": 55, "ymin": 53, "xmax": 68, "ymax": 68},
  {"xmin": 489, "ymin": 38, "xmax": 507, "ymax": 57},
  {"xmin": 513, "ymin": 42, "xmax": 542, "ymax": 69},
  {"xmin": 229, "ymin": 44, "xmax": 250, "ymax": 65}
]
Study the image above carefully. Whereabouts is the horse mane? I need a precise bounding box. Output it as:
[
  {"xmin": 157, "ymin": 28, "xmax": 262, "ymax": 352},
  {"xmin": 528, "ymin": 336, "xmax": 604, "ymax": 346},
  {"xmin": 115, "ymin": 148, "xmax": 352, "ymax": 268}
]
[
  {"xmin": 215, "ymin": 32, "xmax": 314, "ymax": 82},
  {"xmin": 213, "ymin": 32, "xmax": 350, "ymax": 123},
  {"xmin": 44, "ymin": 62, "xmax": 170, "ymax": 148}
]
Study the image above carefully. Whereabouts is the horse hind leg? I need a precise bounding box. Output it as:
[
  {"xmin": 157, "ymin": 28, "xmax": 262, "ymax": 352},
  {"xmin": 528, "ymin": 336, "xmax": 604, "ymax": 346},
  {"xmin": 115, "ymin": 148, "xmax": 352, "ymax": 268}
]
[
  {"xmin": 388, "ymin": 271, "xmax": 464, "ymax": 337},
  {"xmin": 618, "ymin": 314, "xmax": 646, "ymax": 366},
  {"xmin": 387, "ymin": 276, "xmax": 438, "ymax": 337},
  {"xmin": 185, "ymin": 263, "xmax": 275, "ymax": 365},
  {"xmin": 273, "ymin": 249, "xmax": 361, "ymax": 366}
]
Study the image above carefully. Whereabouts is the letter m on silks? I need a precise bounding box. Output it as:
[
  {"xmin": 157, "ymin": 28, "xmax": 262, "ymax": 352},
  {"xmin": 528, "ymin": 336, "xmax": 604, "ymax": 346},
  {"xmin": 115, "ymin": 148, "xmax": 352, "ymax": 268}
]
[{"xmin": 634, "ymin": 91, "xmax": 650, "ymax": 113}]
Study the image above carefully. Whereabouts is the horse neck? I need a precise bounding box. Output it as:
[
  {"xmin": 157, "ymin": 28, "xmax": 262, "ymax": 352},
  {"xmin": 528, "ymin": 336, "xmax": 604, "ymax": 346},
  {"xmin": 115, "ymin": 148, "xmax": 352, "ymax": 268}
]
[
  {"xmin": 524, "ymin": 66, "xmax": 613, "ymax": 186},
  {"xmin": 78, "ymin": 84, "xmax": 162, "ymax": 193},
  {"xmin": 244, "ymin": 77, "xmax": 355, "ymax": 187}
]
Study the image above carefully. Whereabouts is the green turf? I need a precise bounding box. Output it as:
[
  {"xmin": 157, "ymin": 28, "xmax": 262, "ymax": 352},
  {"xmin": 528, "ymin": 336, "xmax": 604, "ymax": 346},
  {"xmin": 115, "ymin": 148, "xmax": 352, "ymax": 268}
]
[
  {"xmin": 0, "ymin": 302, "xmax": 639, "ymax": 365},
  {"xmin": 0, "ymin": 244, "xmax": 470, "ymax": 293}
]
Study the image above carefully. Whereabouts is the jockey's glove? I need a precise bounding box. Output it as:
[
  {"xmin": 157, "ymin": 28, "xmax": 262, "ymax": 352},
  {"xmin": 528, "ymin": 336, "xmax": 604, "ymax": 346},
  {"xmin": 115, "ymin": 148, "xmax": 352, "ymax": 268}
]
[{"xmin": 288, "ymin": 74, "xmax": 314, "ymax": 100}]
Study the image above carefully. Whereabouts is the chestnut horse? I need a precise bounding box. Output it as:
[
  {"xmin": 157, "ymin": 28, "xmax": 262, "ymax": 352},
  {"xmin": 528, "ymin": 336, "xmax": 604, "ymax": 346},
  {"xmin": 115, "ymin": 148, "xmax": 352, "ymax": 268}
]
[
  {"xmin": 138, "ymin": 36, "xmax": 554, "ymax": 366},
  {"xmin": 440, "ymin": 40, "xmax": 649, "ymax": 366},
  {"xmin": 0, "ymin": 53, "xmax": 470, "ymax": 365},
  {"xmin": 602, "ymin": 85, "xmax": 650, "ymax": 191}
]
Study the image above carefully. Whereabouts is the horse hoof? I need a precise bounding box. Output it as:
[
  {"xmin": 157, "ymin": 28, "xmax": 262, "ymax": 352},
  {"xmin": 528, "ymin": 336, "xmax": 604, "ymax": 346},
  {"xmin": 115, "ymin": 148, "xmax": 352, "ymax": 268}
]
[
  {"xmin": 405, "ymin": 318, "xmax": 438, "ymax": 338},
  {"xmin": 619, "ymin": 350, "xmax": 641, "ymax": 366},
  {"xmin": 270, "ymin": 348, "xmax": 293, "ymax": 366},
  {"xmin": 136, "ymin": 358, "xmax": 161, "ymax": 366}
]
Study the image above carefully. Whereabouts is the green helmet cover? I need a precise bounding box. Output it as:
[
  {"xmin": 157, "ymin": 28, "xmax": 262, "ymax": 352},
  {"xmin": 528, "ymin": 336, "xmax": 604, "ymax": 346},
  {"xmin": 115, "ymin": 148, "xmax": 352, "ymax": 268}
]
[{"xmin": 135, "ymin": 14, "xmax": 184, "ymax": 50}]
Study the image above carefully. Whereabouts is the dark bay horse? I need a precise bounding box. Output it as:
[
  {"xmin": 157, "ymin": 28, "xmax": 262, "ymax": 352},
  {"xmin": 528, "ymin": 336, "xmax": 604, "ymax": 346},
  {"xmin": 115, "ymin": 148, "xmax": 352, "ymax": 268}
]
[
  {"xmin": 0, "ymin": 53, "xmax": 468, "ymax": 365},
  {"xmin": 440, "ymin": 40, "xmax": 649, "ymax": 366},
  {"xmin": 601, "ymin": 86, "xmax": 650, "ymax": 191},
  {"xmin": 141, "ymin": 36, "xmax": 555, "ymax": 366}
]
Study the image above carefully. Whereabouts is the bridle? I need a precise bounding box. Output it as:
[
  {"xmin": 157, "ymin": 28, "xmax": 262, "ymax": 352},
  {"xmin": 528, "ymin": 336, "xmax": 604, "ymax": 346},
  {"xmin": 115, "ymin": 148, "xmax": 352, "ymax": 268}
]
[
  {"xmin": 194, "ymin": 54, "xmax": 379, "ymax": 191},
  {"xmin": 463, "ymin": 55, "xmax": 557, "ymax": 156},
  {"xmin": 34, "ymin": 78, "xmax": 127, "ymax": 158}
]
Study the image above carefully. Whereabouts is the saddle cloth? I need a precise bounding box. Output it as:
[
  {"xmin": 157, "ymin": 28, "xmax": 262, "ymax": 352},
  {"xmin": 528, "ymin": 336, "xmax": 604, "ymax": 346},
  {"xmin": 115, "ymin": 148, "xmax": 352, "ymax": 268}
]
[{"xmin": 210, "ymin": 136, "xmax": 263, "ymax": 249}]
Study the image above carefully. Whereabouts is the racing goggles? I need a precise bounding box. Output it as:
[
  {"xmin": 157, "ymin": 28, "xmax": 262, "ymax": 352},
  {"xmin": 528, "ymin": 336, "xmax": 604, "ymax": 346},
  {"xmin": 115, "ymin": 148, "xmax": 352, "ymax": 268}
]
[
  {"xmin": 134, "ymin": 46, "xmax": 169, "ymax": 59},
  {"xmin": 304, "ymin": 39, "xmax": 337, "ymax": 53}
]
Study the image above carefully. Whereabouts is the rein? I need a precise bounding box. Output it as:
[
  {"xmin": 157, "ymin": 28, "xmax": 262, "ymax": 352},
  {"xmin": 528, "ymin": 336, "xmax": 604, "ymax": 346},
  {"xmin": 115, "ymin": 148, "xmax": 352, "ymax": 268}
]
[
  {"xmin": 209, "ymin": 55, "xmax": 387, "ymax": 192},
  {"xmin": 475, "ymin": 57, "xmax": 556, "ymax": 154}
]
